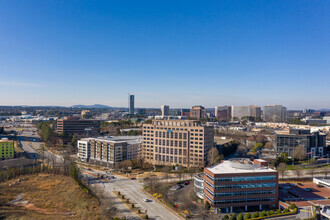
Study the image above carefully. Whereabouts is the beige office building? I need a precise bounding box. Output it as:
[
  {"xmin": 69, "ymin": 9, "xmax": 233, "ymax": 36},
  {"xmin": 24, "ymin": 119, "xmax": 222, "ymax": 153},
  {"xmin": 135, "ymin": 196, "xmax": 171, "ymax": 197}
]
[
  {"xmin": 142, "ymin": 119, "xmax": 214, "ymax": 167},
  {"xmin": 190, "ymin": 106, "xmax": 207, "ymax": 119}
]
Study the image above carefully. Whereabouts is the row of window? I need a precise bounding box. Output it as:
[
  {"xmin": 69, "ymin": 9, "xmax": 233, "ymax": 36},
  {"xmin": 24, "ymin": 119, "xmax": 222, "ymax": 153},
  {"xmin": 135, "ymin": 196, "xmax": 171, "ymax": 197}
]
[
  {"xmin": 155, "ymin": 147, "xmax": 186, "ymax": 155},
  {"xmin": 155, "ymin": 139, "xmax": 187, "ymax": 147},
  {"xmin": 205, "ymin": 180, "xmax": 276, "ymax": 189},
  {"xmin": 205, "ymin": 187, "xmax": 275, "ymax": 197},
  {"xmin": 208, "ymin": 196, "xmax": 276, "ymax": 205},
  {"xmin": 206, "ymin": 173, "xmax": 276, "ymax": 182},
  {"xmin": 154, "ymin": 154, "xmax": 187, "ymax": 164}
]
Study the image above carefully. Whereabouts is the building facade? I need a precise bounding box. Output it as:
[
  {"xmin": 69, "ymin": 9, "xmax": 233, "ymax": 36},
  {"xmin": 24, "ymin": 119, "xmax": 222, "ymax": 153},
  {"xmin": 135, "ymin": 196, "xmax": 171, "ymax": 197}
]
[
  {"xmin": 203, "ymin": 159, "xmax": 278, "ymax": 213},
  {"xmin": 190, "ymin": 106, "xmax": 206, "ymax": 119},
  {"xmin": 262, "ymin": 105, "xmax": 287, "ymax": 122},
  {"xmin": 0, "ymin": 139, "xmax": 14, "ymax": 159},
  {"xmin": 129, "ymin": 94, "xmax": 135, "ymax": 114},
  {"xmin": 77, "ymin": 136, "xmax": 142, "ymax": 167},
  {"xmin": 215, "ymin": 106, "xmax": 232, "ymax": 121},
  {"xmin": 161, "ymin": 105, "xmax": 170, "ymax": 117},
  {"xmin": 231, "ymin": 105, "xmax": 261, "ymax": 120},
  {"xmin": 275, "ymin": 129, "xmax": 326, "ymax": 158},
  {"xmin": 142, "ymin": 119, "xmax": 214, "ymax": 167}
]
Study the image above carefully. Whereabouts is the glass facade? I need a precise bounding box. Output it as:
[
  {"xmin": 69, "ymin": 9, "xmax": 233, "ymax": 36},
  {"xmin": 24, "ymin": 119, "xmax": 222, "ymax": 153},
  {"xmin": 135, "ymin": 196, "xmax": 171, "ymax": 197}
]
[{"xmin": 206, "ymin": 173, "xmax": 276, "ymax": 182}]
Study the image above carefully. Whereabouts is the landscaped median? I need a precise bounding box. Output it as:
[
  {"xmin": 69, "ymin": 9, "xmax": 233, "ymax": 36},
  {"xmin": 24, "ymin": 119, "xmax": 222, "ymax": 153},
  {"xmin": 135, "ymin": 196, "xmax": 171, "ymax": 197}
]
[
  {"xmin": 113, "ymin": 191, "xmax": 149, "ymax": 219},
  {"xmin": 222, "ymin": 206, "xmax": 298, "ymax": 220}
]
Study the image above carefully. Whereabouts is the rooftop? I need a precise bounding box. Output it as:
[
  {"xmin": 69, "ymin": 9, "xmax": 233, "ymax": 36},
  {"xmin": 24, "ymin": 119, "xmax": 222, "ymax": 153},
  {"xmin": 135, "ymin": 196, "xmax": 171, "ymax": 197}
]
[
  {"xmin": 81, "ymin": 135, "xmax": 142, "ymax": 145},
  {"xmin": 206, "ymin": 159, "xmax": 277, "ymax": 174}
]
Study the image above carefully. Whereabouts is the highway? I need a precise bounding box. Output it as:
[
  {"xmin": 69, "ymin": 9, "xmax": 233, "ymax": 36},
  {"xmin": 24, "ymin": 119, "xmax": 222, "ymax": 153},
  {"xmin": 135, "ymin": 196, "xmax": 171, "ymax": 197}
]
[{"xmin": 80, "ymin": 168, "xmax": 181, "ymax": 220}]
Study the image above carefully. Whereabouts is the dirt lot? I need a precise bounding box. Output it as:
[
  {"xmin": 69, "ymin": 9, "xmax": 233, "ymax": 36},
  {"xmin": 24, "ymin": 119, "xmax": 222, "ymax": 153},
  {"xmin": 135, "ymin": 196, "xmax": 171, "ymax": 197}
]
[{"xmin": 0, "ymin": 174, "xmax": 103, "ymax": 219}]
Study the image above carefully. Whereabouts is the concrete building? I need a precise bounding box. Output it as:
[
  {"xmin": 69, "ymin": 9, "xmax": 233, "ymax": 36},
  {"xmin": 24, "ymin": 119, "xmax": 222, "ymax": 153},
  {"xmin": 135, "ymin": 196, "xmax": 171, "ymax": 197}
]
[
  {"xmin": 275, "ymin": 129, "xmax": 326, "ymax": 158},
  {"xmin": 81, "ymin": 110, "xmax": 92, "ymax": 119},
  {"xmin": 215, "ymin": 106, "xmax": 231, "ymax": 121},
  {"xmin": 142, "ymin": 119, "xmax": 214, "ymax": 167},
  {"xmin": 190, "ymin": 106, "xmax": 206, "ymax": 119},
  {"xmin": 77, "ymin": 136, "xmax": 142, "ymax": 167},
  {"xmin": 180, "ymin": 109, "xmax": 190, "ymax": 117},
  {"xmin": 262, "ymin": 105, "xmax": 287, "ymax": 122},
  {"xmin": 129, "ymin": 94, "xmax": 135, "ymax": 114},
  {"xmin": 0, "ymin": 138, "xmax": 14, "ymax": 159},
  {"xmin": 203, "ymin": 158, "xmax": 278, "ymax": 213},
  {"xmin": 161, "ymin": 105, "xmax": 170, "ymax": 117},
  {"xmin": 231, "ymin": 105, "xmax": 261, "ymax": 120},
  {"xmin": 323, "ymin": 116, "xmax": 330, "ymax": 125}
]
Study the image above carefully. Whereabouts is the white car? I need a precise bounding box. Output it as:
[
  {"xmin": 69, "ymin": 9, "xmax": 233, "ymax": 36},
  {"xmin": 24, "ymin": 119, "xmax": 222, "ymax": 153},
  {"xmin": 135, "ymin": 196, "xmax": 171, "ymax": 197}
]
[{"xmin": 143, "ymin": 198, "xmax": 150, "ymax": 202}]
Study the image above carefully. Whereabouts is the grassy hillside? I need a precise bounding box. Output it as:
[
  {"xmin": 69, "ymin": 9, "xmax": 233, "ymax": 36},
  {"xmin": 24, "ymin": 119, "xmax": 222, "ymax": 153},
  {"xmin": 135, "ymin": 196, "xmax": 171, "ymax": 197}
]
[{"xmin": 0, "ymin": 173, "xmax": 103, "ymax": 219}]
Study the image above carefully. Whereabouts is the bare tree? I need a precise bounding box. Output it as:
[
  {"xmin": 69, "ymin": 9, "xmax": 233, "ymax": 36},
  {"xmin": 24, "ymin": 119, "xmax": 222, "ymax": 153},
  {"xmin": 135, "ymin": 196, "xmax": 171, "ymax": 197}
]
[
  {"xmin": 207, "ymin": 147, "xmax": 220, "ymax": 166},
  {"xmin": 277, "ymin": 163, "xmax": 287, "ymax": 179},
  {"xmin": 264, "ymin": 142, "xmax": 274, "ymax": 149},
  {"xmin": 293, "ymin": 167, "xmax": 303, "ymax": 180},
  {"xmin": 237, "ymin": 145, "xmax": 248, "ymax": 157},
  {"xmin": 294, "ymin": 145, "xmax": 307, "ymax": 162},
  {"xmin": 308, "ymin": 168, "xmax": 316, "ymax": 178}
]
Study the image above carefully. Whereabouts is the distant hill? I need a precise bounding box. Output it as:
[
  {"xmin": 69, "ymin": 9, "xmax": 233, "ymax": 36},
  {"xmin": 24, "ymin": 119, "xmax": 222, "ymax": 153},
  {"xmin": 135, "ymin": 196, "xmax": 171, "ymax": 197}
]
[
  {"xmin": 71, "ymin": 104, "xmax": 111, "ymax": 108},
  {"xmin": 316, "ymin": 109, "xmax": 330, "ymax": 112}
]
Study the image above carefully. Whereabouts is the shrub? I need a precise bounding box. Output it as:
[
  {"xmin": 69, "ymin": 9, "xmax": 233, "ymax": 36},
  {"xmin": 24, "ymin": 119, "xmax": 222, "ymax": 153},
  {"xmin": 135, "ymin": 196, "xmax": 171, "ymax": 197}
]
[
  {"xmin": 229, "ymin": 214, "xmax": 236, "ymax": 220},
  {"xmin": 126, "ymin": 199, "xmax": 130, "ymax": 203},
  {"xmin": 290, "ymin": 203, "xmax": 297, "ymax": 209},
  {"xmin": 259, "ymin": 211, "xmax": 266, "ymax": 217},
  {"xmin": 145, "ymin": 214, "xmax": 149, "ymax": 219},
  {"xmin": 293, "ymin": 208, "xmax": 297, "ymax": 213},
  {"xmin": 244, "ymin": 213, "xmax": 251, "ymax": 219},
  {"xmin": 276, "ymin": 209, "xmax": 282, "ymax": 214},
  {"xmin": 223, "ymin": 214, "xmax": 229, "ymax": 220},
  {"xmin": 269, "ymin": 210, "xmax": 274, "ymax": 215},
  {"xmin": 205, "ymin": 201, "xmax": 211, "ymax": 210},
  {"xmin": 118, "ymin": 191, "xmax": 121, "ymax": 195},
  {"xmin": 265, "ymin": 211, "xmax": 270, "ymax": 216},
  {"xmin": 138, "ymin": 209, "xmax": 141, "ymax": 214},
  {"xmin": 283, "ymin": 208, "xmax": 289, "ymax": 213},
  {"xmin": 251, "ymin": 212, "xmax": 259, "ymax": 218},
  {"xmin": 237, "ymin": 213, "xmax": 243, "ymax": 220},
  {"xmin": 131, "ymin": 203, "xmax": 135, "ymax": 208}
]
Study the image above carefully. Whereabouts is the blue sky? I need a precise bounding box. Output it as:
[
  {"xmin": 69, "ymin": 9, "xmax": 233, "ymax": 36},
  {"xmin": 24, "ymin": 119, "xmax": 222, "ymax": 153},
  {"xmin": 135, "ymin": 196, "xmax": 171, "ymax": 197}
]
[{"xmin": 0, "ymin": 0, "xmax": 329, "ymax": 109}]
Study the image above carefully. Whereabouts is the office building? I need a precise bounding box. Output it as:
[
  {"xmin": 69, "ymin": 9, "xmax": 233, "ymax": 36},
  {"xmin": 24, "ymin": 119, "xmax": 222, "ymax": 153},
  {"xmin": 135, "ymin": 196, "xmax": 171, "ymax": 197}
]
[
  {"xmin": 161, "ymin": 105, "xmax": 170, "ymax": 117},
  {"xmin": 0, "ymin": 138, "xmax": 14, "ymax": 159},
  {"xmin": 136, "ymin": 108, "xmax": 146, "ymax": 115},
  {"xmin": 129, "ymin": 94, "xmax": 135, "ymax": 114},
  {"xmin": 190, "ymin": 106, "xmax": 206, "ymax": 119},
  {"xmin": 303, "ymin": 109, "xmax": 315, "ymax": 114},
  {"xmin": 78, "ymin": 136, "xmax": 142, "ymax": 167},
  {"xmin": 262, "ymin": 105, "xmax": 287, "ymax": 122},
  {"xmin": 203, "ymin": 159, "xmax": 278, "ymax": 213},
  {"xmin": 142, "ymin": 119, "xmax": 214, "ymax": 167},
  {"xmin": 215, "ymin": 106, "xmax": 232, "ymax": 121},
  {"xmin": 275, "ymin": 129, "xmax": 326, "ymax": 157},
  {"xmin": 180, "ymin": 109, "xmax": 190, "ymax": 117},
  {"xmin": 57, "ymin": 117, "xmax": 101, "ymax": 145},
  {"xmin": 231, "ymin": 105, "xmax": 261, "ymax": 120}
]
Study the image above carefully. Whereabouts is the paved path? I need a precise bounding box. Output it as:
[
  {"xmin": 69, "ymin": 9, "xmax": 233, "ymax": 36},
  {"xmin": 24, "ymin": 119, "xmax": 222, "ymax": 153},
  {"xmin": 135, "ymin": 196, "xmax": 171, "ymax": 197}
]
[{"xmin": 81, "ymin": 168, "xmax": 181, "ymax": 220}]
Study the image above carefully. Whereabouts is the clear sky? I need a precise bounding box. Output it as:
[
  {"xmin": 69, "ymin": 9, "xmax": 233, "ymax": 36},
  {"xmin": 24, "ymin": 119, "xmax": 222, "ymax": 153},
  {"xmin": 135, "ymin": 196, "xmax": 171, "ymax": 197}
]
[{"xmin": 0, "ymin": 0, "xmax": 329, "ymax": 109}]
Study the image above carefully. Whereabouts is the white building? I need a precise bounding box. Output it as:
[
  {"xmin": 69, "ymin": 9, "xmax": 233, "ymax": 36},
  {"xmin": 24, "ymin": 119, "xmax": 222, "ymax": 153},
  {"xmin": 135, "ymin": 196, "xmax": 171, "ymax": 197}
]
[{"xmin": 78, "ymin": 136, "xmax": 142, "ymax": 167}]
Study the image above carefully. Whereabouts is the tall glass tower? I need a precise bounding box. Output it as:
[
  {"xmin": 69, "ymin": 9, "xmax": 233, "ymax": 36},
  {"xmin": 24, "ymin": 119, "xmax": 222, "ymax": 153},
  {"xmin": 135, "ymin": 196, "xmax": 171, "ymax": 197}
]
[{"xmin": 129, "ymin": 94, "xmax": 135, "ymax": 114}]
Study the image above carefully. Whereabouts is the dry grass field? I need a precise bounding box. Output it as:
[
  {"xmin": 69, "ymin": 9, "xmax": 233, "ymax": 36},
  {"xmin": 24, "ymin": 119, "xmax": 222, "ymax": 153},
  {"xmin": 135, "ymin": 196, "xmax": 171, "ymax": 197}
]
[{"xmin": 0, "ymin": 173, "xmax": 104, "ymax": 219}]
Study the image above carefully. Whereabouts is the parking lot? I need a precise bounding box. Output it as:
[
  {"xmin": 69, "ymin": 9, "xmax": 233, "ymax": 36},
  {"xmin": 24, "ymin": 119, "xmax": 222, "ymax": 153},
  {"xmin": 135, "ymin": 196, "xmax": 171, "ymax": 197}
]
[{"xmin": 279, "ymin": 182, "xmax": 330, "ymax": 207}]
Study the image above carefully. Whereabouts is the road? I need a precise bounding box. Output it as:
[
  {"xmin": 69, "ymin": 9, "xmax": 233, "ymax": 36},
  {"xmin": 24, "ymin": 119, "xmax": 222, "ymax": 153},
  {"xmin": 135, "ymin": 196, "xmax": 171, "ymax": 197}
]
[{"xmin": 80, "ymin": 168, "xmax": 181, "ymax": 220}]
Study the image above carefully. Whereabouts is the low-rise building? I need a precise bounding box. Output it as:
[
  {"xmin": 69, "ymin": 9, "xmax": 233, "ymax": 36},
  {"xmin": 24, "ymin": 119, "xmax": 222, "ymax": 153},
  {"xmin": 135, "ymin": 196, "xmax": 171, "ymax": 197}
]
[
  {"xmin": 275, "ymin": 129, "xmax": 326, "ymax": 158},
  {"xmin": 77, "ymin": 136, "xmax": 142, "ymax": 167},
  {"xmin": 0, "ymin": 138, "xmax": 14, "ymax": 159},
  {"xmin": 202, "ymin": 158, "xmax": 278, "ymax": 213}
]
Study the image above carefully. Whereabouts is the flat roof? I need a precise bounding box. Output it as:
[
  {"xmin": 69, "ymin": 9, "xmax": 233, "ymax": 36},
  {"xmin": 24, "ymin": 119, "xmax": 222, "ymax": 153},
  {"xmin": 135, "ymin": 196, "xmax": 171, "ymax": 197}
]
[
  {"xmin": 207, "ymin": 160, "xmax": 277, "ymax": 174},
  {"xmin": 80, "ymin": 135, "xmax": 142, "ymax": 145}
]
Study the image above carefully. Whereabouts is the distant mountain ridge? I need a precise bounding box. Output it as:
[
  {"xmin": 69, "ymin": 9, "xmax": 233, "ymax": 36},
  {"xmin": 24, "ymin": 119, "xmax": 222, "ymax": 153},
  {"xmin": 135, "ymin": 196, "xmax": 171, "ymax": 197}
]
[{"xmin": 71, "ymin": 104, "xmax": 111, "ymax": 108}]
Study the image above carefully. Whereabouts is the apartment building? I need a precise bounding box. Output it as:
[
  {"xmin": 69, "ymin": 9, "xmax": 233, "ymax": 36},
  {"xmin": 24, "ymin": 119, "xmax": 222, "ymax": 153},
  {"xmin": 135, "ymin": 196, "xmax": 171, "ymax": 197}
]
[
  {"xmin": 275, "ymin": 129, "xmax": 326, "ymax": 157},
  {"xmin": 262, "ymin": 105, "xmax": 287, "ymax": 122},
  {"xmin": 190, "ymin": 106, "xmax": 207, "ymax": 119},
  {"xmin": 142, "ymin": 119, "xmax": 214, "ymax": 167},
  {"xmin": 0, "ymin": 138, "xmax": 14, "ymax": 159},
  {"xmin": 203, "ymin": 159, "xmax": 278, "ymax": 213},
  {"xmin": 215, "ymin": 106, "xmax": 232, "ymax": 121},
  {"xmin": 231, "ymin": 105, "xmax": 261, "ymax": 120},
  {"xmin": 77, "ymin": 136, "xmax": 142, "ymax": 167}
]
